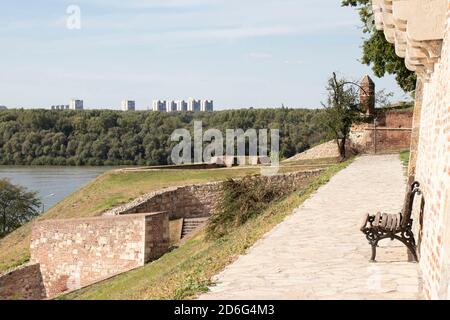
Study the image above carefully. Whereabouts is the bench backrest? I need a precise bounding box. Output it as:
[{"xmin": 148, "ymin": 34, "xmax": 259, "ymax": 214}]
[{"xmin": 401, "ymin": 176, "xmax": 421, "ymax": 228}]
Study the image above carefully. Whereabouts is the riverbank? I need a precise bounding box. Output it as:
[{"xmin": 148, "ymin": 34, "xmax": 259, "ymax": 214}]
[{"xmin": 0, "ymin": 166, "xmax": 115, "ymax": 211}]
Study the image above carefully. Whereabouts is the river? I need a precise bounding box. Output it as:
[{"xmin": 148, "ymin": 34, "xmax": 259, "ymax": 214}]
[{"xmin": 0, "ymin": 166, "xmax": 116, "ymax": 213}]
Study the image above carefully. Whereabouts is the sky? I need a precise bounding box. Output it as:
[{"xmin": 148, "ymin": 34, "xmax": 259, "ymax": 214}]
[{"xmin": 0, "ymin": 0, "xmax": 409, "ymax": 110}]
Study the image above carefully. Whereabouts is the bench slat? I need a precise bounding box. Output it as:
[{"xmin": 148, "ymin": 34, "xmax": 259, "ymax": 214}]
[
  {"xmin": 381, "ymin": 213, "xmax": 389, "ymax": 228},
  {"xmin": 373, "ymin": 212, "xmax": 382, "ymax": 227}
]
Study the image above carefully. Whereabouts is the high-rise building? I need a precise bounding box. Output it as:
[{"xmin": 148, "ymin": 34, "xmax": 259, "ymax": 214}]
[
  {"xmin": 188, "ymin": 98, "xmax": 201, "ymax": 112},
  {"xmin": 176, "ymin": 100, "xmax": 188, "ymax": 112},
  {"xmin": 121, "ymin": 100, "xmax": 136, "ymax": 111},
  {"xmin": 201, "ymin": 99, "xmax": 214, "ymax": 112},
  {"xmin": 51, "ymin": 105, "xmax": 69, "ymax": 110},
  {"xmin": 152, "ymin": 98, "xmax": 213, "ymax": 112},
  {"xmin": 152, "ymin": 100, "xmax": 166, "ymax": 112},
  {"xmin": 166, "ymin": 100, "xmax": 177, "ymax": 112},
  {"xmin": 69, "ymin": 99, "xmax": 83, "ymax": 110}
]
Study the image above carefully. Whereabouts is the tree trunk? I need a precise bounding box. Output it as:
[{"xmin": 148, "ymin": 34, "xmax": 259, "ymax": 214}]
[{"xmin": 338, "ymin": 137, "xmax": 346, "ymax": 162}]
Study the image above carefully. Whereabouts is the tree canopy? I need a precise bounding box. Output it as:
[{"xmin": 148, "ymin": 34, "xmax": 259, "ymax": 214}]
[
  {"xmin": 0, "ymin": 179, "xmax": 41, "ymax": 238},
  {"xmin": 320, "ymin": 73, "xmax": 363, "ymax": 161},
  {"xmin": 341, "ymin": 0, "xmax": 416, "ymax": 92},
  {"xmin": 0, "ymin": 109, "xmax": 331, "ymax": 166}
]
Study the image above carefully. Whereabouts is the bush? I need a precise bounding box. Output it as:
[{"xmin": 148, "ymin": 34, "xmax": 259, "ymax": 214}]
[
  {"xmin": 0, "ymin": 179, "xmax": 41, "ymax": 238},
  {"xmin": 206, "ymin": 176, "xmax": 285, "ymax": 240}
]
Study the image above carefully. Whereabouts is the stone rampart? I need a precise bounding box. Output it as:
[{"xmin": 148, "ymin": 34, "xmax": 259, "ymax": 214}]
[
  {"xmin": 103, "ymin": 170, "xmax": 323, "ymax": 219},
  {"xmin": 30, "ymin": 212, "xmax": 169, "ymax": 298}
]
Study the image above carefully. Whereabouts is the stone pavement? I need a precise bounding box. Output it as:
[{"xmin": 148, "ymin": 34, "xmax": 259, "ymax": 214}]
[{"xmin": 200, "ymin": 155, "xmax": 422, "ymax": 300}]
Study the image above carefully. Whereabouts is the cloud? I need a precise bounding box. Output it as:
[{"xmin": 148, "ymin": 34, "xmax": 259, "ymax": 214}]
[
  {"xmin": 284, "ymin": 59, "xmax": 304, "ymax": 65},
  {"xmin": 77, "ymin": 0, "xmax": 216, "ymax": 9},
  {"xmin": 247, "ymin": 52, "xmax": 273, "ymax": 59}
]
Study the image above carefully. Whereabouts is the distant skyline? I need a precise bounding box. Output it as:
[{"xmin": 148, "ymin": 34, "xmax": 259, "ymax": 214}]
[{"xmin": 0, "ymin": 0, "xmax": 410, "ymax": 110}]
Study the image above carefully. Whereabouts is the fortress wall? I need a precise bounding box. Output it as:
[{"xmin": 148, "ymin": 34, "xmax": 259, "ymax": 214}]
[
  {"xmin": 108, "ymin": 183, "xmax": 222, "ymax": 220},
  {"xmin": 414, "ymin": 10, "xmax": 450, "ymax": 300},
  {"xmin": 382, "ymin": 110, "xmax": 414, "ymax": 128},
  {"xmin": 30, "ymin": 212, "xmax": 169, "ymax": 298},
  {"xmin": 103, "ymin": 170, "xmax": 323, "ymax": 219},
  {"xmin": 0, "ymin": 264, "xmax": 46, "ymax": 300},
  {"xmin": 350, "ymin": 109, "xmax": 413, "ymax": 153}
]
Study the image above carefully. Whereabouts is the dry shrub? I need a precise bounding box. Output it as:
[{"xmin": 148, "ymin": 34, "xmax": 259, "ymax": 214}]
[{"xmin": 206, "ymin": 176, "xmax": 285, "ymax": 240}]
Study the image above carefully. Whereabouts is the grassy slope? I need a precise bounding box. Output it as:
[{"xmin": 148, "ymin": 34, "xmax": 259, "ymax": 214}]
[
  {"xmin": 0, "ymin": 162, "xmax": 330, "ymax": 273},
  {"xmin": 63, "ymin": 159, "xmax": 352, "ymax": 300}
]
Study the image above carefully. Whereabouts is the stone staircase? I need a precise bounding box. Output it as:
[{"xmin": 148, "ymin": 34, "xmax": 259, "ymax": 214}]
[{"xmin": 181, "ymin": 217, "xmax": 209, "ymax": 238}]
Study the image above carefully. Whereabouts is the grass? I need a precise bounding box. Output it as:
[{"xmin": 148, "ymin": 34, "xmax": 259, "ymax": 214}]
[
  {"xmin": 0, "ymin": 163, "xmax": 326, "ymax": 273},
  {"xmin": 400, "ymin": 150, "xmax": 410, "ymax": 168},
  {"xmin": 62, "ymin": 158, "xmax": 353, "ymax": 300}
]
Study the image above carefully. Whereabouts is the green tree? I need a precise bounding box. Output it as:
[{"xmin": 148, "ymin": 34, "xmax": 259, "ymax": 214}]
[
  {"xmin": 0, "ymin": 179, "xmax": 41, "ymax": 238},
  {"xmin": 320, "ymin": 73, "xmax": 363, "ymax": 161},
  {"xmin": 341, "ymin": 0, "xmax": 416, "ymax": 92},
  {"xmin": 0, "ymin": 109, "xmax": 333, "ymax": 165}
]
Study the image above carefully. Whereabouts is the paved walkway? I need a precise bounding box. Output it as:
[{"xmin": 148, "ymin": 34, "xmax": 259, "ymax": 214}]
[{"xmin": 200, "ymin": 155, "xmax": 422, "ymax": 300}]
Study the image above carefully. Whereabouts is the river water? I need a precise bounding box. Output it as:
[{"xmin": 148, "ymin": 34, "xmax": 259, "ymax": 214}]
[{"xmin": 0, "ymin": 166, "xmax": 115, "ymax": 213}]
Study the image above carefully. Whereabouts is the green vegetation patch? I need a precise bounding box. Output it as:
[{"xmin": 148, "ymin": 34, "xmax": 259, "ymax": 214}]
[
  {"xmin": 0, "ymin": 109, "xmax": 331, "ymax": 166},
  {"xmin": 400, "ymin": 150, "xmax": 410, "ymax": 168}
]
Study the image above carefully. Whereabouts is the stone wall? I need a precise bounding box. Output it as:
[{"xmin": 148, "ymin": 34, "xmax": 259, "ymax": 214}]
[
  {"xmin": 30, "ymin": 212, "xmax": 169, "ymax": 298},
  {"xmin": 408, "ymin": 79, "xmax": 424, "ymax": 177},
  {"xmin": 350, "ymin": 109, "xmax": 413, "ymax": 153},
  {"xmin": 104, "ymin": 183, "xmax": 222, "ymax": 220},
  {"xmin": 103, "ymin": 170, "xmax": 323, "ymax": 219},
  {"xmin": 0, "ymin": 264, "xmax": 46, "ymax": 300},
  {"xmin": 413, "ymin": 10, "xmax": 450, "ymax": 300},
  {"xmin": 371, "ymin": 0, "xmax": 450, "ymax": 300}
]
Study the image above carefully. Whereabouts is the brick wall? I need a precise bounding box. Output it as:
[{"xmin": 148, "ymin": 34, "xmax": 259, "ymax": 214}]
[
  {"xmin": 30, "ymin": 212, "xmax": 169, "ymax": 298},
  {"xmin": 413, "ymin": 10, "xmax": 450, "ymax": 300},
  {"xmin": 103, "ymin": 170, "xmax": 323, "ymax": 218},
  {"xmin": 381, "ymin": 110, "xmax": 414, "ymax": 128},
  {"xmin": 0, "ymin": 264, "xmax": 46, "ymax": 300},
  {"xmin": 350, "ymin": 109, "xmax": 413, "ymax": 153},
  {"xmin": 408, "ymin": 79, "xmax": 424, "ymax": 177}
]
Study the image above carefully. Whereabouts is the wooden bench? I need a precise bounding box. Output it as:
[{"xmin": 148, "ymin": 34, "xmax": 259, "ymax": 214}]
[{"xmin": 360, "ymin": 178, "xmax": 421, "ymax": 262}]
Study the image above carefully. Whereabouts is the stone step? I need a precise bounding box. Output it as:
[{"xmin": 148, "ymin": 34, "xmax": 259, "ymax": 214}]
[
  {"xmin": 183, "ymin": 222, "xmax": 204, "ymax": 227},
  {"xmin": 181, "ymin": 217, "xmax": 208, "ymax": 238},
  {"xmin": 185, "ymin": 218, "xmax": 209, "ymax": 223}
]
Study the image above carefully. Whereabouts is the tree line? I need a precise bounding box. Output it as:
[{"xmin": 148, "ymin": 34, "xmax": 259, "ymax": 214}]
[{"xmin": 0, "ymin": 108, "xmax": 331, "ymax": 166}]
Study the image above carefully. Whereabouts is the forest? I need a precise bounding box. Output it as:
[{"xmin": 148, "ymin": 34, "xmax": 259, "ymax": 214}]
[{"xmin": 0, "ymin": 108, "xmax": 331, "ymax": 166}]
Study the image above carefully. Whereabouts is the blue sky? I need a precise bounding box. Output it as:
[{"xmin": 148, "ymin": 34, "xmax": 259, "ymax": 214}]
[{"xmin": 0, "ymin": 0, "xmax": 408, "ymax": 110}]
